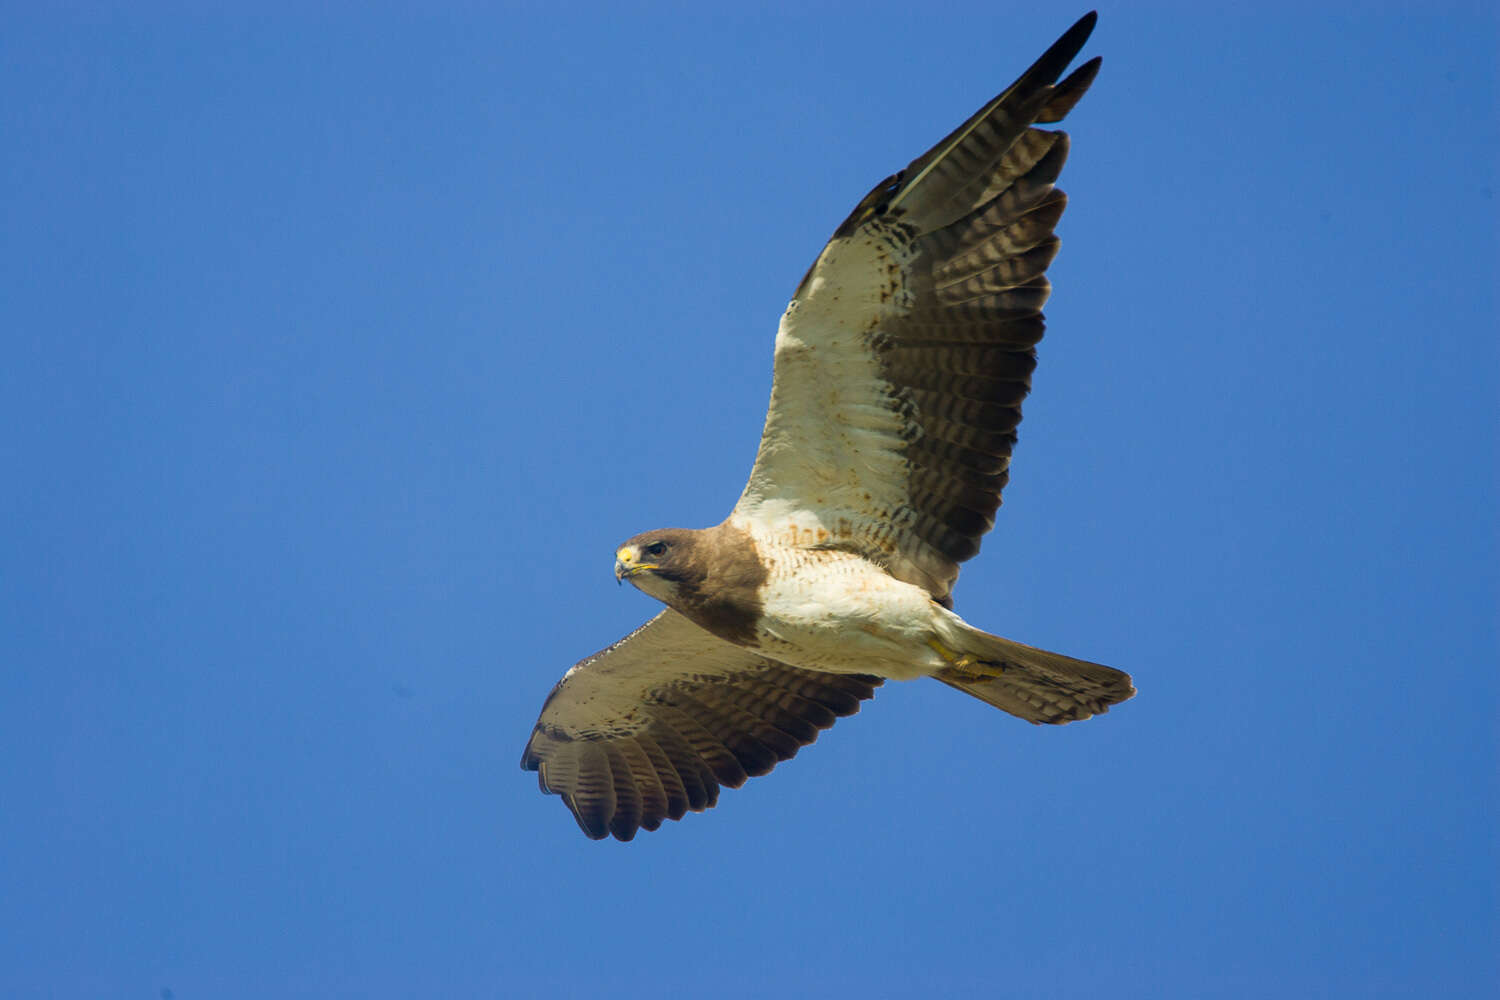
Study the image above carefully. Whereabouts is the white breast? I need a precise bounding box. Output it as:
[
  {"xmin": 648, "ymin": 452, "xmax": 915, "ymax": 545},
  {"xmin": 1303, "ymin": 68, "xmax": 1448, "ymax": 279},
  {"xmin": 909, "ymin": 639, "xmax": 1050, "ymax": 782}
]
[{"xmin": 732, "ymin": 515, "xmax": 949, "ymax": 682}]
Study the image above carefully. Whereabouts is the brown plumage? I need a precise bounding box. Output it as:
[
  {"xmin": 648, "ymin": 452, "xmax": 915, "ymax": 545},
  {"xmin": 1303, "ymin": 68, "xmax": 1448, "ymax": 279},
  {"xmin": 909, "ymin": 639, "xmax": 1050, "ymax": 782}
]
[
  {"xmin": 520, "ymin": 611, "xmax": 881, "ymax": 841},
  {"xmin": 522, "ymin": 12, "xmax": 1133, "ymax": 842},
  {"xmin": 613, "ymin": 525, "xmax": 767, "ymax": 646}
]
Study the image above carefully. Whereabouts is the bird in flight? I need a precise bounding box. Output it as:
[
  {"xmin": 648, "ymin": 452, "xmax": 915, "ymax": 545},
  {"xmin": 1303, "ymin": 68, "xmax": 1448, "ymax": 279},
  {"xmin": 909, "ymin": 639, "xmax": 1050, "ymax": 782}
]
[{"xmin": 522, "ymin": 12, "xmax": 1132, "ymax": 841}]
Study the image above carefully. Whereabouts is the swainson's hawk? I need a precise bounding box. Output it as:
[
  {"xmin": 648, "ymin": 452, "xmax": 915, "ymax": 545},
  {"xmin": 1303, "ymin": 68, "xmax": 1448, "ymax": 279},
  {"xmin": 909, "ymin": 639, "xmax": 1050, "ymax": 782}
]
[{"xmin": 522, "ymin": 12, "xmax": 1133, "ymax": 841}]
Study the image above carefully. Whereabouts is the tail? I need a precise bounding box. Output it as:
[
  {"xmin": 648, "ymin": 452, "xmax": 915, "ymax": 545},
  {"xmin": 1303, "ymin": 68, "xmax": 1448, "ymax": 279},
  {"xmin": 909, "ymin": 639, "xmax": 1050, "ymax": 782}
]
[{"xmin": 935, "ymin": 629, "xmax": 1134, "ymax": 725}]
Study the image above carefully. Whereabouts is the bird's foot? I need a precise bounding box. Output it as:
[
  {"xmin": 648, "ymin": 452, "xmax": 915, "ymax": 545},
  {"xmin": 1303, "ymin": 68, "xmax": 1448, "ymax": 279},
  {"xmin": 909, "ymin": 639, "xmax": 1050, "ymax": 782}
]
[{"xmin": 928, "ymin": 638, "xmax": 1005, "ymax": 679}]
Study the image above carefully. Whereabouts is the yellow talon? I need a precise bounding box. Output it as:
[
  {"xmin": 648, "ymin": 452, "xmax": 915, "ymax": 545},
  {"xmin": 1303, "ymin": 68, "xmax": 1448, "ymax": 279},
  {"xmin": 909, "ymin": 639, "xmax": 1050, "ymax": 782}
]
[
  {"xmin": 927, "ymin": 638, "xmax": 974, "ymax": 670},
  {"xmin": 929, "ymin": 638, "xmax": 1005, "ymax": 679}
]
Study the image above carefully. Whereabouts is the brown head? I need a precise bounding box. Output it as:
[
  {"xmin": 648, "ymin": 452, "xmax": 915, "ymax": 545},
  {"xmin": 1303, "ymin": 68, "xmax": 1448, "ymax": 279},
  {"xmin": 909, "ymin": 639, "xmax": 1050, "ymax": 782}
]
[
  {"xmin": 613, "ymin": 528, "xmax": 707, "ymax": 604},
  {"xmin": 613, "ymin": 523, "xmax": 767, "ymax": 646}
]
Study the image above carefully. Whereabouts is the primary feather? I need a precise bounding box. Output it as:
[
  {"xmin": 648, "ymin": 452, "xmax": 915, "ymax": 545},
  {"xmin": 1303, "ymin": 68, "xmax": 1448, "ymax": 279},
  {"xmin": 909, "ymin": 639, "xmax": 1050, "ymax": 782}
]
[{"xmin": 522, "ymin": 12, "xmax": 1132, "ymax": 842}]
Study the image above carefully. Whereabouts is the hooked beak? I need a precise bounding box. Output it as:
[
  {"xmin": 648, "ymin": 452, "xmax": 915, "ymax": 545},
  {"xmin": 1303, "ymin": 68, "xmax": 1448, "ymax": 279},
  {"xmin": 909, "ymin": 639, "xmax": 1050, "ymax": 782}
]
[{"xmin": 614, "ymin": 545, "xmax": 658, "ymax": 585}]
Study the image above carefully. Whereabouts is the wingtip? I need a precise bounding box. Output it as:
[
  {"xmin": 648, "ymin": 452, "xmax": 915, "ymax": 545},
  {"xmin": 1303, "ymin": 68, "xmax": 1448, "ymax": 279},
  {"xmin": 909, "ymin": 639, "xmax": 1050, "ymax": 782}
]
[
  {"xmin": 1037, "ymin": 54, "xmax": 1103, "ymax": 123},
  {"xmin": 565, "ymin": 794, "xmax": 612, "ymax": 840},
  {"xmin": 1031, "ymin": 11, "xmax": 1099, "ymax": 83},
  {"xmin": 1056, "ymin": 11, "xmax": 1099, "ymax": 56}
]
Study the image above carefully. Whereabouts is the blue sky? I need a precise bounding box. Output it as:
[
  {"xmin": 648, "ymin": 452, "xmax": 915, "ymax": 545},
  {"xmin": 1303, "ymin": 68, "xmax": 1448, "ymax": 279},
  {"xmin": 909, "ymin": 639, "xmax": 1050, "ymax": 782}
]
[{"xmin": 3, "ymin": 3, "xmax": 1495, "ymax": 997}]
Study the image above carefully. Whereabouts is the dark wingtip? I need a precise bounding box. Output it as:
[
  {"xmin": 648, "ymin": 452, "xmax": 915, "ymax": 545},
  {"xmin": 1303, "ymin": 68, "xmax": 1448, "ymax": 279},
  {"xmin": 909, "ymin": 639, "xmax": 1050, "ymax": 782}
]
[
  {"xmin": 1037, "ymin": 55, "xmax": 1102, "ymax": 123},
  {"xmin": 565, "ymin": 795, "xmax": 611, "ymax": 840},
  {"xmin": 1052, "ymin": 11, "xmax": 1099, "ymax": 60},
  {"xmin": 1024, "ymin": 11, "xmax": 1099, "ymax": 88}
]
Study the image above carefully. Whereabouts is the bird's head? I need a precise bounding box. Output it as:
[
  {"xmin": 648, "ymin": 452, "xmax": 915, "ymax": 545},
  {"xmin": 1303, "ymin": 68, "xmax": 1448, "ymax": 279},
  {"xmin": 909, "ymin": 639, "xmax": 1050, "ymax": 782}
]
[{"xmin": 614, "ymin": 529, "xmax": 703, "ymax": 602}]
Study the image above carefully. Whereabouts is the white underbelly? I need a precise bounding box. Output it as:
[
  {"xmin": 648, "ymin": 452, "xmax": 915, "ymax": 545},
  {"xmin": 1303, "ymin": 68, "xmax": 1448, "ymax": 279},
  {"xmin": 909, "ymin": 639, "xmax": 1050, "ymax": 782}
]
[{"xmin": 752, "ymin": 550, "xmax": 949, "ymax": 681}]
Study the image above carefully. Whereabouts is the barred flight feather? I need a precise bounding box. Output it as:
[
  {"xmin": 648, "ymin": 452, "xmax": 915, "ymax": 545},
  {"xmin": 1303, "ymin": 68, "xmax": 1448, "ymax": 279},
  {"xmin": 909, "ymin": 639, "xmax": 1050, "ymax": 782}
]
[{"xmin": 523, "ymin": 12, "xmax": 1133, "ymax": 842}]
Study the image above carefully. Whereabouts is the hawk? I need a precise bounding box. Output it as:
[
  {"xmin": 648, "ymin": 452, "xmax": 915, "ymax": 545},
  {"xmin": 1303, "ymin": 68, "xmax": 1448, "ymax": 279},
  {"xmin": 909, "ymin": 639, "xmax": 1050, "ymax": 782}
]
[{"xmin": 521, "ymin": 12, "xmax": 1133, "ymax": 841}]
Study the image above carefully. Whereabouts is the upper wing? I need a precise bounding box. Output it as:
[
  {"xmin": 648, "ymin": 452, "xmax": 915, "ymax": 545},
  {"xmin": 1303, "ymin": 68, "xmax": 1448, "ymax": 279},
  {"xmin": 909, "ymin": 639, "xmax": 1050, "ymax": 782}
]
[
  {"xmin": 520, "ymin": 610, "xmax": 881, "ymax": 841},
  {"xmin": 733, "ymin": 13, "xmax": 1100, "ymax": 603}
]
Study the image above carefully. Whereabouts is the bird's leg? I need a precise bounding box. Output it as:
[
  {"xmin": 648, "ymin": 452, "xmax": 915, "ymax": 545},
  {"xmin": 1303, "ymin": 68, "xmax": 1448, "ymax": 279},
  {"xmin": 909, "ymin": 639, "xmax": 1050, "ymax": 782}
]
[{"xmin": 927, "ymin": 637, "xmax": 1007, "ymax": 679}]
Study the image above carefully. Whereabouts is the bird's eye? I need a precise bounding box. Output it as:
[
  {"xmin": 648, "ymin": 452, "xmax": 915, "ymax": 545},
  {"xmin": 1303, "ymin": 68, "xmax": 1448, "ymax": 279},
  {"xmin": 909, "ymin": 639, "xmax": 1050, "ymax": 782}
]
[{"xmin": 644, "ymin": 541, "xmax": 668, "ymax": 558}]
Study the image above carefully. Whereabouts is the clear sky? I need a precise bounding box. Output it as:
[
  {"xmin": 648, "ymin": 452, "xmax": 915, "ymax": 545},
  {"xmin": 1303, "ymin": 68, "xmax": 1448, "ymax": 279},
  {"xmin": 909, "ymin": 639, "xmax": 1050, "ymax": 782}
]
[{"xmin": 3, "ymin": 3, "xmax": 1495, "ymax": 997}]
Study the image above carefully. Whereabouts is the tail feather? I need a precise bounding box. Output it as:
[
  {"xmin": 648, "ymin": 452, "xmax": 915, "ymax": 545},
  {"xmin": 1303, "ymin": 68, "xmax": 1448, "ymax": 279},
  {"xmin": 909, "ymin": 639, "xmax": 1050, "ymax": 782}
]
[{"xmin": 935, "ymin": 631, "xmax": 1134, "ymax": 725}]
